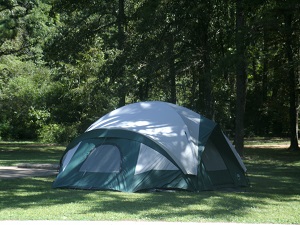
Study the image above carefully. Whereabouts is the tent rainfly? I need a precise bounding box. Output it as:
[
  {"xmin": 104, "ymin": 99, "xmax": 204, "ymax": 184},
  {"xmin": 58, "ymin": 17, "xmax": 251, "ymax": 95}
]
[{"xmin": 52, "ymin": 101, "xmax": 249, "ymax": 192}]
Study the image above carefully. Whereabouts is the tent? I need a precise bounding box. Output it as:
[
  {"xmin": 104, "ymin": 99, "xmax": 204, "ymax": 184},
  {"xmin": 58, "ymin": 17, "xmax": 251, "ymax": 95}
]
[{"xmin": 52, "ymin": 101, "xmax": 249, "ymax": 192}]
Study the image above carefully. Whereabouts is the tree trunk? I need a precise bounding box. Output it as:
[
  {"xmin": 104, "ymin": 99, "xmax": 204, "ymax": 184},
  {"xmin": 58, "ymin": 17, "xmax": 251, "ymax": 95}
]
[
  {"xmin": 284, "ymin": 12, "xmax": 299, "ymax": 151},
  {"xmin": 262, "ymin": 27, "xmax": 269, "ymax": 103},
  {"xmin": 138, "ymin": 77, "xmax": 149, "ymax": 101},
  {"xmin": 202, "ymin": 23, "xmax": 213, "ymax": 119},
  {"xmin": 234, "ymin": 0, "xmax": 247, "ymax": 156},
  {"xmin": 189, "ymin": 70, "xmax": 198, "ymax": 111},
  {"xmin": 117, "ymin": 0, "xmax": 126, "ymax": 107},
  {"xmin": 167, "ymin": 34, "xmax": 176, "ymax": 104}
]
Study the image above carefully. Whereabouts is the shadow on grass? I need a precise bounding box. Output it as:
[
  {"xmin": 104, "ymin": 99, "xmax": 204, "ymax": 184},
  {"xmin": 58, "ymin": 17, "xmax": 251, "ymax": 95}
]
[
  {"xmin": 0, "ymin": 174, "xmax": 262, "ymax": 221},
  {"xmin": 86, "ymin": 190, "xmax": 263, "ymax": 221},
  {"xmin": 244, "ymin": 146, "xmax": 300, "ymax": 197},
  {"xmin": 0, "ymin": 143, "xmax": 299, "ymax": 222},
  {"xmin": 0, "ymin": 142, "xmax": 64, "ymax": 166},
  {"xmin": 0, "ymin": 176, "xmax": 263, "ymax": 221},
  {"xmin": 0, "ymin": 177, "xmax": 86, "ymax": 209}
]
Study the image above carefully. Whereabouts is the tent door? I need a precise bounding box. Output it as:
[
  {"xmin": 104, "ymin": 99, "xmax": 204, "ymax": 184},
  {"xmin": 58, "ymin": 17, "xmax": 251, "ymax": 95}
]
[{"xmin": 202, "ymin": 140, "xmax": 233, "ymax": 186}]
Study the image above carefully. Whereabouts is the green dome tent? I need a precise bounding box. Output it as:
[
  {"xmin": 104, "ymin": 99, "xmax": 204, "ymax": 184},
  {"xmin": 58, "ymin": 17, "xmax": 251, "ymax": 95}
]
[{"xmin": 52, "ymin": 101, "xmax": 249, "ymax": 192}]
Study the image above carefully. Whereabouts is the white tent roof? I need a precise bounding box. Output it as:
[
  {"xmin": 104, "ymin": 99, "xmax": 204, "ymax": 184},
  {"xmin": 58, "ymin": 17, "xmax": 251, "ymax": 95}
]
[{"xmin": 86, "ymin": 101, "xmax": 201, "ymax": 175}]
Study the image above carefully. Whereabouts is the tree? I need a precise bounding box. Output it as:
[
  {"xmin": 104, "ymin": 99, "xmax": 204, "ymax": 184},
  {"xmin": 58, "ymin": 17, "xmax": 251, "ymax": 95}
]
[
  {"xmin": 235, "ymin": 0, "xmax": 247, "ymax": 156},
  {"xmin": 0, "ymin": 56, "xmax": 52, "ymax": 139},
  {"xmin": 0, "ymin": 0, "xmax": 55, "ymax": 59},
  {"xmin": 283, "ymin": 3, "xmax": 299, "ymax": 151},
  {"xmin": 116, "ymin": 0, "xmax": 127, "ymax": 107},
  {"xmin": 2, "ymin": 0, "xmax": 299, "ymax": 143},
  {"xmin": 0, "ymin": 0, "xmax": 58, "ymax": 141},
  {"xmin": 48, "ymin": 0, "xmax": 132, "ymax": 106}
]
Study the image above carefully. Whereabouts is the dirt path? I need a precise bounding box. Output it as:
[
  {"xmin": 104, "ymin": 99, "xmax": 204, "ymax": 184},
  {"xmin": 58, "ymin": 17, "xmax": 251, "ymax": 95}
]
[{"xmin": 0, "ymin": 165, "xmax": 58, "ymax": 179}]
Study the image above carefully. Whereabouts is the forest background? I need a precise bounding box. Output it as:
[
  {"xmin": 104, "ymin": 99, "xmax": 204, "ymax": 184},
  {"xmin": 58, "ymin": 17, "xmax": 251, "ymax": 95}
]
[{"xmin": 0, "ymin": 0, "xmax": 299, "ymax": 155}]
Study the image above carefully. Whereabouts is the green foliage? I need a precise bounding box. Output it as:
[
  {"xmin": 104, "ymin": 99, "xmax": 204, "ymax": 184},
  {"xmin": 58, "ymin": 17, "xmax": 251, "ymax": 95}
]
[
  {"xmin": 46, "ymin": 39, "xmax": 117, "ymax": 132},
  {"xmin": 0, "ymin": 0, "xmax": 299, "ymax": 143},
  {"xmin": 38, "ymin": 123, "xmax": 78, "ymax": 144},
  {"xmin": 0, "ymin": 55, "xmax": 52, "ymax": 140}
]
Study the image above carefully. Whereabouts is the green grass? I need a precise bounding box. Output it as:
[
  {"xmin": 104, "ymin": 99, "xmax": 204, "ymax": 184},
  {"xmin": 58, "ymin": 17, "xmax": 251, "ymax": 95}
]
[
  {"xmin": 0, "ymin": 141, "xmax": 300, "ymax": 223},
  {"xmin": 0, "ymin": 142, "xmax": 65, "ymax": 166}
]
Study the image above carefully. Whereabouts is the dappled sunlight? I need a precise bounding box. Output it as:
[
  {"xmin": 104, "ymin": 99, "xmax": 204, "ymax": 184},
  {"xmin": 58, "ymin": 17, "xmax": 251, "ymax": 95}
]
[
  {"xmin": 139, "ymin": 125, "xmax": 178, "ymax": 138},
  {"xmin": 85, "ymin": 102, "xmax": 200, "ymax": 175},
  {"xmin": 244, "ymin": 145, "xmax": 300, "ymax": 200},
  {"xmin": 0, "ymin": 174, "xmax": 299, "ymax": 223},
  {"xmin": 0, "ymin": 140, "xmax": 299, "ymax": 222},
  {"xmin": 87, "ymin": 116, "xmax": 121, "ymax": 129},
  {"xmin": 52, "ymin": 101, "xmax": 249, "ymax": 192},
  {"xmin": 244, "ymin": 145, "xmax": 300, "ymax": 164},
  {"xmin": 82, "ymin": 191, "xmax": 264, "ymax": 222}
]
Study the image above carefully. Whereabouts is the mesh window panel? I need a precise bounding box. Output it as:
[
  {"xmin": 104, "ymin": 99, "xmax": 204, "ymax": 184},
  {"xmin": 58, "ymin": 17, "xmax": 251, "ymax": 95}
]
[
  {"xmin": 80, "ymin": 145, "xmax": 121, "ymax": 173},
  {"xmin": 135, "ymin": 143, "xmax": 178, "ymax": 175}
]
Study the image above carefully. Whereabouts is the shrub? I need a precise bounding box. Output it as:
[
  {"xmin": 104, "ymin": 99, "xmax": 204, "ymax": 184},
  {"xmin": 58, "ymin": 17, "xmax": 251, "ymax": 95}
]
[{"xmin": 38, "ymin": 123, "xmax": 78, "ymax": 144}]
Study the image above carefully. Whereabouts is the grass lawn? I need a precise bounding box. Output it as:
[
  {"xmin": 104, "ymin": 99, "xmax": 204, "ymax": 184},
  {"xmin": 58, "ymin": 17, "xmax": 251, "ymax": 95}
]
[
  {"xmin": 0, "ymin": 140, "xmax": 300, "ymax": 223},
  {"xmin": 0, "ymin": 142, "xmax": 65, "ymax": 166}
]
